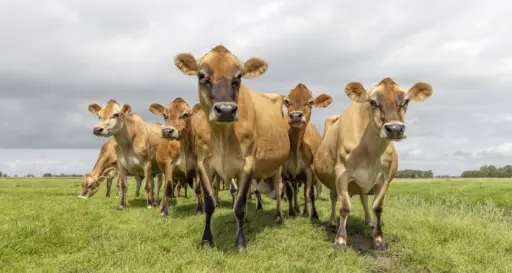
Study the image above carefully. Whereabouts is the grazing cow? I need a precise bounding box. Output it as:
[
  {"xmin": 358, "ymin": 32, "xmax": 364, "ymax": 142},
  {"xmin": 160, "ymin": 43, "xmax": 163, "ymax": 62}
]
[
  {"xmin": 314, "ymin": 78, "xmax": 433, "ymax": 252},
  {"xmin": 173, "ymin": 45, "xmax": 290, "ymax": 251},
  {"xmin": 88, "ymin": 100, "xmax": 172, "ymax": 209},
  {"xmin": 281, "ymin": 83, "xmax": 333, "ymax": 219},
  {"xmin": 78, "ymin": 138, "xmax": 144, "ymax": 199}
]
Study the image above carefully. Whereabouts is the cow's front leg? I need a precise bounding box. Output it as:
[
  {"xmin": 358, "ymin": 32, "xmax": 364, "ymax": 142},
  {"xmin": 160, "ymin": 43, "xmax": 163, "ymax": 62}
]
[
  {"xmin": 118, "ymin": 167, "xmax": 128, "ymax": 210},
  {"xmin": 143, "ymin": 162, "xmax": 154, "ymax": 208},
  {"xmin": 333, "ymin": 166, "xmax": 351, "ymax": 253}
]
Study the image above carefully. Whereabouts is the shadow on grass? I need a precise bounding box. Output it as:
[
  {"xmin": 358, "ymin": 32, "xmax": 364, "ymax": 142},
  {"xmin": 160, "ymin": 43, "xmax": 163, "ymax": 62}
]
[{"xmin": 319, "ymin": 215, "xmax": 388, "ymax": 256}]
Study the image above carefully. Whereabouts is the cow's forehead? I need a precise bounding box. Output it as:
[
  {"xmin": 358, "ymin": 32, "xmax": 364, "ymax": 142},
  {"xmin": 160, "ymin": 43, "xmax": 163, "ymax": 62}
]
[
  {"xmin": 198, "ymin": 45, "xmax": 243, "ymax": 75},
  {"xmin": 288, "ymin": 84, "xmax": 313, "ymax": 102},
  {"xmin": 100, "ymin": 101, "xmax": 121, "ymax": 117},
  {"xmin": 369, "ymin": 78, "xmax": 406, "ymax": 101}
]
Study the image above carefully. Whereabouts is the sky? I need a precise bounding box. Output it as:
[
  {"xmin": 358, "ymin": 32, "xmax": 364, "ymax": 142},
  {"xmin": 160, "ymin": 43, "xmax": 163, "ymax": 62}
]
[{"xmin": 1, "ymin": 0, "xmax": 511, "ymax": 177}]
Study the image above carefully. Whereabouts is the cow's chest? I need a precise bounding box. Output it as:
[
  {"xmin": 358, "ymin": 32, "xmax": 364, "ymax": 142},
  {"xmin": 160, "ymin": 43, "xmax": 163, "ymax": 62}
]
[
  {"xmin": 350, "ymin": 160, "xmax": 381, "ymax": 193},
  {"xmin": 176, "ymin": 156, "xmax": 195, "ymax": 176},
  {"xmin": 118, "ymin": 150, "xmax": 145, "ymax": 173},
  {"xmin": 283, "ymin": 153, "xmax": 308, "ymax": 180}
]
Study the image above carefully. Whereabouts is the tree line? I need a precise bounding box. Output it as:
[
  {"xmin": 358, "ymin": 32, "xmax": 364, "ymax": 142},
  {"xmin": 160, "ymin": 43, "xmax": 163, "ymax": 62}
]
[
  {"xmin": 460, "ymin": 165, "xmax": 512, "ymax": 178},
  {"xmin": 395, "ymin": 169, "xmax": 434, "ymax": 178}
]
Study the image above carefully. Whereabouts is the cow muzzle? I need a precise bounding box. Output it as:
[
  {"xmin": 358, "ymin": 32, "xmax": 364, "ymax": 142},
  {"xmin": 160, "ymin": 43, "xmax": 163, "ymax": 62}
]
[
  {"xmin": 380, "ymin": 122, "xmax": 407, "ymax": 140},
  {"xmin": 93, "ymin": 126, "xmax": 105, "ymax": 136},
  {"xmin": 210, "ymin": 102, "xmax": 239, "ymax": 123},
  {"xmin": 289, "ymin": 111, "xmax": 305, "ymax": 127},
  {"xmin": 161, "ymin": 127, "xmax": 178, "ymax": 139}
]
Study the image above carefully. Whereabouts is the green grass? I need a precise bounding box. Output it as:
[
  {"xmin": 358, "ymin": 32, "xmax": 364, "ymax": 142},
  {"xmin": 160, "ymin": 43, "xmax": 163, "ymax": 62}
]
[{"xmin": 1, "ymin": 177, "xmax": 511, "ymax": 273}]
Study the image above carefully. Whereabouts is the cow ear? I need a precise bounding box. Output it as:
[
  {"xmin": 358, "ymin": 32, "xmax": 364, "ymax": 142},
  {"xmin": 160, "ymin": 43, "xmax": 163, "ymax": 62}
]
[
  {"xmin": 121, "ymin": 104, "xmax": 132, "ymax": 114},
  {"xmin": 192, "ymin": 103, "xmax": 202, "ymax": 113},
  {"xmin": 88, "ymin": 104, "xmax": 101, "ymax": 114},
  {"xmin": 314, "ymin": 94, "xmax": 333, "ymax": 108},
  {"xmin": 344, "ymin": 82, "xmax": 368, "ymax": 102},
  {"xmin": 97, "ymin": 176, "xmax": 106, "ymax": 183},
  {"xmin": 174, "ymin": 53, "xmax": 199, "ymax": 76},
  {"xmin": 243, "ymin": 57, "xmax": 268, "ymax": 79},
  {"xmin": 149, "ymin": 103, "xmax": 165, "ymax": 115},
  {"xmin": 407, "ymin": 82, "xmax": 433, "ymax": 102}
]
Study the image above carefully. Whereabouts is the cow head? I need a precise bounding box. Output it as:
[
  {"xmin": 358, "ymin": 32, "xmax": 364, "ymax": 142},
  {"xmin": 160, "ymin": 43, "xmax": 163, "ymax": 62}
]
[
  {"xmin": 88, "ymin": 100, "xmax": 132, "ymax": 137},
  {"xmin": 282, "ymin": 83, "xmax": 333, "ymax": 128},
  {"xmin": 344, "ymin": 78, "xmax": 433, "ymax": 141},
  {"xmin": 149, "ymin": 97, "xmax": 193, "ymax": 140},
  {"xmin": 78, "ymin": 174, "xmax": 106, "ymax": 199},
  {"xmin": 174, "ymin": 45, "xmax": 268, "ymax": 124}
]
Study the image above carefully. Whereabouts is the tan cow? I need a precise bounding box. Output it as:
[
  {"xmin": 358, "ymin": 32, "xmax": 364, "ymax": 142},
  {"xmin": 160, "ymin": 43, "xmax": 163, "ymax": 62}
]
[
  {"xmin": 78, "ymin": 138, "xmax": 145, "ymax": 199},
  {"xmin": 314, "ymin": 78, "xmax": 433, "ymax": 252},
  {"xmin": 174, "ymin": 45, "xmax": 290, "ymax": 251},
  {"xmin": 281, "ymin": 83, "xmax": 333, "ymax": 219},
  {"xmin": 88, "ymin": 100, "xmax": 174, "ymax": 209}
]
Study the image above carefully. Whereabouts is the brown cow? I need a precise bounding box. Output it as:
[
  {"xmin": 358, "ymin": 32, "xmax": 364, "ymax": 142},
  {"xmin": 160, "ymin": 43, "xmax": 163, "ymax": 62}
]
[
  {"xmin": 88, "ymin": 100, "xmax": 174, "ymax": 209},
  {"xmin": 173, "ymin": 45, "xmax": 290, "ymax": 251},
  {"xmin": 281, "ymin": 83, "xmax": 333, "ymax": 219},
  {"xmin": 78, "ymin": 138, "xmax": 145, "ymax": 199},
  {"xmin": 314, "ymin": 78, "xmax": 433, "ymax": 252}
]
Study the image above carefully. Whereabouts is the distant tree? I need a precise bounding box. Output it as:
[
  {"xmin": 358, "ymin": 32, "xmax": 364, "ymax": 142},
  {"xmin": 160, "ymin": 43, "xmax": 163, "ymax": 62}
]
[
  {"xmin": 42, "ymin": 173, "xmax": 52, "ymax": 177},
  {"xmin": 461, "ymin": 164, "xmax": 512, "ymax": 177},
  {"xmin": 396, "ymin": 169, "xmax": 435, "ymax": 178}
]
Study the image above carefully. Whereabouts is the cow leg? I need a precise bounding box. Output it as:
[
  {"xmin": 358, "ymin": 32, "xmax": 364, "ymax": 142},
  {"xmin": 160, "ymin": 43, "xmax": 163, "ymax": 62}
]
[
  {"xmin": 155, "ymin": 173, "xmax": 163, "ymax": 205},
  {"xmin": 255, "ymin": 190, "xmax": 263, "ymax": 211},
  {"xmin": 292, "ymin": 183, "xmax": 300, "ymax": 213},
  {"xmin": 333, "ymin": 168, "xmax": 351, "ymax": 253},
  {"xmin": 118, "ymin": 167, "xmax": 128, "ymax": 210},
  {"xmin": 302, "ymin": 181, "xmax": 308, "ymax": 217},
  {"xmin": 115, "ymin": 175, "xmax": 121, "ymax": 198},
  {"xmin": 371, "ymin": 174, "xmax": 391, "ymax": 251},
  {"xmin": 272, "ymin": 168, "xmax": 284, "ymax": 224},
  {"xmin": 315, "ymin": 179, "xmax": 323, "ymax": 200},
  {"xmin": 150, "ymin": 175, "xmax": 156, "ymax": 205},
  {"xmin": 328, "ymin": 188, "xmax": 337, "ymax": 228},
  {"xmin": 360, "ymin": 194, "xmax": 374, "ymax": 228},
  {"xmin": 135, "ymin": 176, "xmax": 142, "ymax": 197},
  {"xmin": 213, "ymin": 175, "xmax": 220, "ymax": 207},
  {"xmin": 106, "ymin": 177, "xmax": 113, "ymax": 197},
  {"xmin": 160, "ymin": 164, "xmax": 173, "ymax": 217},
  {"xmin": 194, "ymin": 175, "xmax": 204, "ymax": 214},
  {"xmin": 230, "ymin": 179, "xmax": 238, "ymax": 208},
  {"xmin": 234, "ymin": 159, "xmax": 258, "ymax": 252},
  {"xmin": 306, "ymin": 168, "xmax": 319, "ymax": 220},
  {"xmin": 284, "ymin": 181, "xmax": 296, "ymax": 217},
  {"xmin": 175, "ymin": 182, "xmax": 181, "ymax": 198},
  {"xmin": 197, "ymin": 161, "xmax": 216, "ymax": 248}
]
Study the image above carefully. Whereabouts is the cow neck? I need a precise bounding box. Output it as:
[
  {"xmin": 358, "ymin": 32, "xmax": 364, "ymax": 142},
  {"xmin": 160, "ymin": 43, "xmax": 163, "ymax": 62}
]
[
  {"xmin": 90, "ymin": 158, "xmax": 108, "ymax": 179},
  {"xmin": 112, "ymin": 115, "xmax": 136, "ymax": 150},
  {"xmin": 289, "ymin": 125, "xmax": 306, "ymax": 154},
  {"xmin": 359, "ymin": 104, "xmax": 390, "ymax": 161},
  {"xmin": 180, "ymin": 119, "xmax": 195, "ymax": 164}
]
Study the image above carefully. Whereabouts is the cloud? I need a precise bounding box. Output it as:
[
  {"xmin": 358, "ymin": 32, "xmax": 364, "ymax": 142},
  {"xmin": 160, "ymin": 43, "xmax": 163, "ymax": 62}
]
[{"xmin": 0, "ymin": 0, "xmax": 511, "ymax": 176}]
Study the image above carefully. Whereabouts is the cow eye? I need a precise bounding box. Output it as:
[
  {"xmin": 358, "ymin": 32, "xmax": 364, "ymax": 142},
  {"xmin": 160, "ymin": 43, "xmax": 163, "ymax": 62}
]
[
  {"xmin": 182, "ymin": 113, "xmax": 191, "ymax": 119},
  {"xmin": 369, "ymin": 100, "xmax": 378, "ymax": 108},
  {"xmin": 306, "ymin": 100, "xmax": 314, "ymax": 106},
  {"xmin": 403, "ymin": 98, "xmax": 410, "ymax": 107},
  {"xmin": 112, "ymin": 113, "xmax": 120, "ymax": 118},
  {"xmin": 198, "ymin": 72, "xmax": 209, "ymax": 85},
  {"xmin": 284, "ymin": 99, "xmax": 290, "ymax": 107}
]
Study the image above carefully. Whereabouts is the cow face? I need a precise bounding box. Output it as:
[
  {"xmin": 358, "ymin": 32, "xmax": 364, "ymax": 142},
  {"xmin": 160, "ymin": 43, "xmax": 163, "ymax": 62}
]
[
  {"xmin": 78, "ymin": 174, "xmax": 106, "ymax": 199},
  {"xmin": 149, "ymin": 97, "xmax": 193, "ymax": 140},
  {"xmin": 174, "ymin": 45, "xmax": 268, "ymax": 124},
  {"xmin": 283, "ymin": 83, "xmax": 333, "ymax": 128},
  {"xmin": 344, "ymin": 78, "xmax": 433, "ymax": 141},
  {"xmin": 88, "ymin": 100, "xmax": 132, "ymax": 137}
]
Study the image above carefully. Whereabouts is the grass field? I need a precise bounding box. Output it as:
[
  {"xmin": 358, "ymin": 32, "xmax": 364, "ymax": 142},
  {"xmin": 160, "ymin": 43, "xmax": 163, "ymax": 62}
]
[{"xmin": 1, "ymin": 177, "xmax": 511, "ymax": 273}]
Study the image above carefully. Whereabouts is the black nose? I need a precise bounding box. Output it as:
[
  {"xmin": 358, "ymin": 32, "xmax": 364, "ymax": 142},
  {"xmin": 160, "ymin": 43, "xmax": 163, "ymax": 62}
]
[
  {"xmin": 162, "ymin": 127, "xmax": 176, "ymax": 137},
  {"xmin": 289, "ymin": 111, "xmax": 304, "ymax": 122},
  {"xmin": 384, "ymin": 123, "xmax": 405, "ymax": 135},
  {"xmin": 213, "ymin": 103, "xmax": 238, "ymax": 121},
  {"xmin": 93, "ymin": 127, "xmax": 104, "ymax": 134}
]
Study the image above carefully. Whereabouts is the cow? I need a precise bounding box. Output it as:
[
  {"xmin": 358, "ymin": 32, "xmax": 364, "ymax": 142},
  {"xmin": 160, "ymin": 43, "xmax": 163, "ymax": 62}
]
[
  {"xmin": 313, "ymin": 78, "xmax": 433, "ymax": 252},
  {"xmin": 173, "ymin": 45, "xmax": 290, "ymax": 251},
  {"xmin": 87, "ymin": 100, "xmax": 176, "ymax": 209},
  {"xmin": 281, "ymin": 83, "xmax": 333, "ymax": 219},
  {"xmin": 78, "ymin": 138, "xmax": 145, "ymax": 199}
]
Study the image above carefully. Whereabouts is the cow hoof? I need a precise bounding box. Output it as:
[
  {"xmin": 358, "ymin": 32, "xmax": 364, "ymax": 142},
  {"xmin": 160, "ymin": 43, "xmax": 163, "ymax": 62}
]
[
  {"xmin": 289, "ymin": 210, "xmax": 296, "ymax": 218},
  {"xmin": 374, "ymin": 242, "xmax": 387, "ymax": 251},
  {"xmin": 118, "ymin": 205, "xmax": 125, "ymax": 210},
  {"xmin": 311, "ymin": 213, "xmax": 320, "ymax": 221},
  {"xmin": 276, "ymin": 214, "xmax": 283, "ymax": 224},
  {"xmin": 200, "ymin": 240, "xmax": 213, "ymax": 248},
  {"xmin": 237, "ymin": 245, "xmax": 247, "ymax": 253},
  {"xmin": 366, "ymin": 221, "xmax": 375, "ymax": 229},
  {"xmin": 256, "ymin": 206, "xmax": 263, "ymax": 212},
  {"xmin": 332, "ymin": 243, "xmax": 348, "ymax": 253},
  {"xmin": 147, "ymin": 205, "xmax": 153, "ymax": 209}
]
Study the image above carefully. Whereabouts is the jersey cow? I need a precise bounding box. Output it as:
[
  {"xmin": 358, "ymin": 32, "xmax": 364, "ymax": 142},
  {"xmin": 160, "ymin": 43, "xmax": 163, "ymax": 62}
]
[
  {"xmin": 173, "ymin": 45, "xmax": 290, "ymax": 251},
  {"xmin": 314, "ymin": 78, "xmax": 433, "ymax": 252},
  {"xmin": 281, "ymin": 83, "xmax": 333, "ymax": 219},
  {"xmin": 78, "ymin": 138, "xmax": 145, "ymax": 199},
  {"xmin": 88, "ymin": 100, "xmax": 176, "ymax": 209}
]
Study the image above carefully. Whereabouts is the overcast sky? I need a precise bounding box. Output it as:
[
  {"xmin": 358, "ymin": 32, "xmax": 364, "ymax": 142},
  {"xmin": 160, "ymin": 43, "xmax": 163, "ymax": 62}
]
[{"xmin": 1, "ymin": 0, "xmax": 511, "ymax": 176}]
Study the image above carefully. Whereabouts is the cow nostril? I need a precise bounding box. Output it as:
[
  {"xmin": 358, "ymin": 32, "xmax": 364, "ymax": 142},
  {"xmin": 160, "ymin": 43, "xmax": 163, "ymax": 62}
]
[
  {"xmin": 213, "ymin": 105, "xmax": 222, "ymax": 115},
  {"xmin": 384, "ymin": 125, "xmax": 392, "ymax": 133},
  {"xmin": 230, "ymin": 105, "xmax": 238, "ymax": 115}
]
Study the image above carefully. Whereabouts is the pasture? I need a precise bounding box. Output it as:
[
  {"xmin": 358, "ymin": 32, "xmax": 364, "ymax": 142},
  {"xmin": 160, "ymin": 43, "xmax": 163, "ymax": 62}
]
[{"xmin": 1, "ymin": 177, "xmax": 511, "ymax": 273}]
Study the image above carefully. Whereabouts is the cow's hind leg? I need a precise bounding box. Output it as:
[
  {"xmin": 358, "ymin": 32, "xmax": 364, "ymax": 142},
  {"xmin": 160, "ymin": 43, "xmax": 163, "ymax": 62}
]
[
  {"xmin": 284, "ymin": 181, "xmax": 296, "ymax": 217},
  {"xmin": 106, "ymin": 177, "xmax": 113, "ymax": 197},
  {"xmin": 360, "ymin": 194, "xmax": 374, "ymax": 228},
  {"xmin": 255, "ymin": 190, "xmax": 263, "ymax": 211}
]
